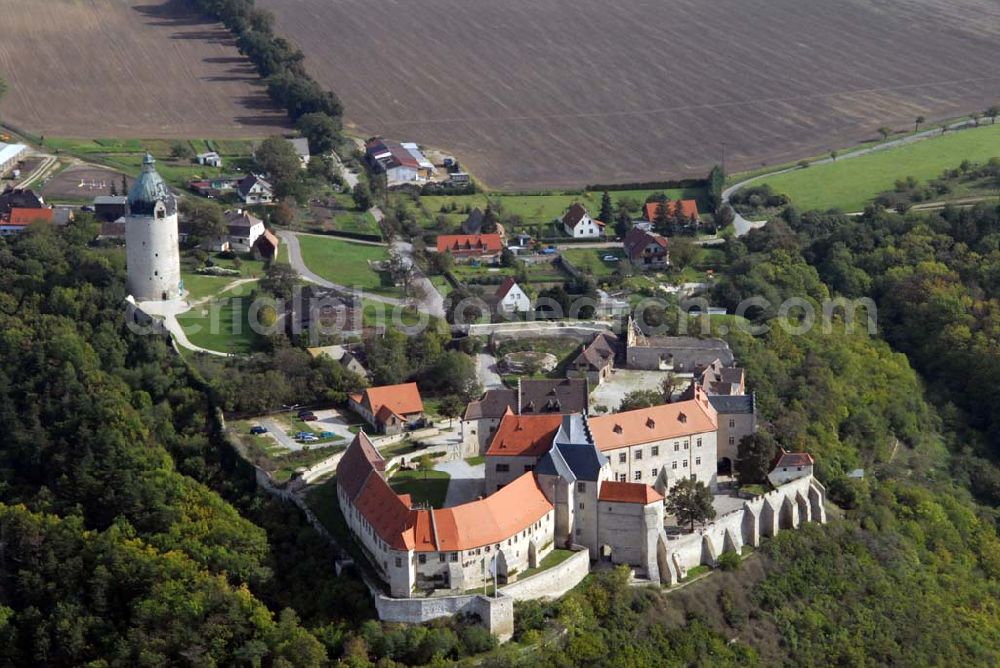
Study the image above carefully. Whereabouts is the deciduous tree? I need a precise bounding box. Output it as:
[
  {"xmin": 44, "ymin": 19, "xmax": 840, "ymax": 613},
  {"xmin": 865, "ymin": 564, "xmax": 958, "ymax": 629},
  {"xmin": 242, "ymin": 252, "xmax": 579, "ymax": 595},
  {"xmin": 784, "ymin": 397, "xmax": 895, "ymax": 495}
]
[{"xmin": 665, "ymin": 478, "xmax": 716, "ymax": 532}]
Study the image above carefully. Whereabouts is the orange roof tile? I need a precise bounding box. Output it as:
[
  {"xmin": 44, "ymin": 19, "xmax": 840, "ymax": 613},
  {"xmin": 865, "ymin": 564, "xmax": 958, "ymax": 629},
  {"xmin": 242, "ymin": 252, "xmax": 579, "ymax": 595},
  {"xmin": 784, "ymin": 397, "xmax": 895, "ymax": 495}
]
[
  {"xmin": 589, "ymin": 396, "xmax": 717, "ymax": 451},
  {"xmin": 336, "ymin": 432, "xmax": 385, "ymax": 501},
  {"xmin": 429, "ymin": 473, "xmax": 552, "ymax": 552},
  {"xmin": 643, "ymin": 199, "xmax": 699, "ymax": 223},
  {"xmin": 357, "ymin": 382, "xmax": 423, "ymax": 423},
  {"xmin": 354, "ymin": 474, "xmax": 417, "ymax": 550},
  {"xmin": 598, "ymin": 481, "xmax": 664, "ymax": 504},
  {"xmin": 8, "ymin": 207, "xmax": 53, "ymax": 226},
  {"xmin": 486, "ymin": 411, "xmax": 563, "ymax": 457}
]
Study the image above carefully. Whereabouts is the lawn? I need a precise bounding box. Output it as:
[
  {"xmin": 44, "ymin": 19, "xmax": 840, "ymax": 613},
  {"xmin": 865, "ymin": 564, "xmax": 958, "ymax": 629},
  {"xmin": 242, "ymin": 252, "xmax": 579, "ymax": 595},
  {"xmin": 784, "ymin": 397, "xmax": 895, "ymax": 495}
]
[
  {"xmin": 756, "ymin": 124, "xmax": 1000, "ymax": 212},
  {"xmin": 418, "ymin": 186, "xmax": 709, "ymax": 228},
  {"xmin": 389, "ymin": 469, "xmax": 450, "ymax": 508},
  {"xmin": 450, "ymin": 260, "xmax": 567, "ymax": 285},
  {"xmin": 330, "ymin": 210, "xmax": 380, "ymax": 235},
  {"xmin": 296, "ymin": 234, "xmax": 397, "ymax": 295},
  {"xmin": 517, "ymin": 548, "xmax": 576, "ymax": 580},
  {"xmin": 176, "ymin": 281, "xmax": 263, "ymax": 354},
  {"xmin": 362, "ymin": 299, "xmax": 428, "ymax": 328},
  {"xmin": 561, "ymin": 248, "xmax": 626, "ymax": 278}
]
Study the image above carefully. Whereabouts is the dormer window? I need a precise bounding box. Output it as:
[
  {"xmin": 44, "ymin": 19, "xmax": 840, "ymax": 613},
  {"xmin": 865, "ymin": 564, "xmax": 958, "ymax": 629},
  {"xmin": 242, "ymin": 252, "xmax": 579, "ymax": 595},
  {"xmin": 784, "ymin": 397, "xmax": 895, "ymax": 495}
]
[
  {"xmin": 646, "ymin": 417, "xmax": 655, "ymax": 429},
  {"xmin": 613, "ymin": 424, "xmax": 623, "ymax": 434},
  {"xmin": 678, "ymin": 413, "xmax": 687, "ymax": 423}
]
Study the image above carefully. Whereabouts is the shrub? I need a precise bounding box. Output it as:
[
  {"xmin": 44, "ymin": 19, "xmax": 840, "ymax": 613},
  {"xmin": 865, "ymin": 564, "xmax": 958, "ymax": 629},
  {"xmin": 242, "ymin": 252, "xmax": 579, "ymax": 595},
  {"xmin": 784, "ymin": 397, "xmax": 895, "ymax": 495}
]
[{"xmin": 717, "ymin": 550, "xmax": 741, "ymax": 571}]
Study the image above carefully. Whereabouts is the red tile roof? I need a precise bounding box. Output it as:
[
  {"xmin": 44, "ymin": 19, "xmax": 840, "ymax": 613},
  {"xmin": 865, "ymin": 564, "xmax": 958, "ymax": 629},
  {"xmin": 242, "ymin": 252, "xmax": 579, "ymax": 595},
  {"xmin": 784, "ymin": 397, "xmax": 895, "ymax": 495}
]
[
  {"xmin": 352, "ymin": 382, "xmax": 423, "ymax": 424},
  {"xmin": 336, "ymin": 432, "xmax": 385, "ymax": 501},
  {"xmin": 429, "ymin": 473, "xmax": 552, "ymax": 551},
  {"xmin": 562, "ymin": 203, "xmax": 589, "ymax": 227},
  {"xmin": 436, "ymin": 234, "xmax": 503, "ymax": 254},
  {"xmin": 355, "ymin": 473, "xmax": 418, "ymax": 550},
  {"xmin": 7, "ymin": 207, "xmax": 53, "ymax": 226},
  {"xmin": 598, "ymin": 481, "xmax": 664, "ymax": 505},
  {"xmin": 643, "ymin": 199, "xmax": 700, "ymax": 223},
  {"xmin": 486, "ymin": 411, "xmax": 563, "ymax": 457},
  {"xmin": 495, "ymin": 276, "xmax": 519, "ymax": 300},
  {"xmin": 772, "ymin": 449, "xmax": 814, "ymax": 469},
  {"xmin": 623, "ymin": 227, "xmax": 668, "ymax": 260},
  {"xmin": 589, "ymin": 395, "xmax": 717, "ymax": 451}
]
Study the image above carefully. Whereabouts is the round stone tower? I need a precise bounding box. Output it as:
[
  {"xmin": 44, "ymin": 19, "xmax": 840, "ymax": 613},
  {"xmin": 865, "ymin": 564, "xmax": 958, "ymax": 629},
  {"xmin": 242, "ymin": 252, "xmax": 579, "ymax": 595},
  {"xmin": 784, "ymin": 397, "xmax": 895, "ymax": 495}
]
[{"xmin": 126, "ymin": 153, "xmax": 181, "ymax": 301}]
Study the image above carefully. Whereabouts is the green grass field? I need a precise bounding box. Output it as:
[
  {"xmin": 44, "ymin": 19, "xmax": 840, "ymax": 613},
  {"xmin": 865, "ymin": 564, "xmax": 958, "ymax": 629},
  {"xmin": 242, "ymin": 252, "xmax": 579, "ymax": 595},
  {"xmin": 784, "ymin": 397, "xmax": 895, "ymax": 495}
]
[
  {"xmin": 561, "ymin": 248, "xmax": 626, "ymax": 278},
  {"xmin": 757, "ymin": 124, "xmax": 1000, "ymax": 212},
  {"xmin": 296, "ymin": 235, "xmax": 396, "ymax": 295},
  {"xmin": 389, "ymin": 469, "xmax": 450, "ymax": 508},
  {"xmin": 418, "ymin": 186, "xmax": 709, "ymax": 227},
  {"xmin": 176, "ymin": 281, "xmax": 262, "ymax": 353}
]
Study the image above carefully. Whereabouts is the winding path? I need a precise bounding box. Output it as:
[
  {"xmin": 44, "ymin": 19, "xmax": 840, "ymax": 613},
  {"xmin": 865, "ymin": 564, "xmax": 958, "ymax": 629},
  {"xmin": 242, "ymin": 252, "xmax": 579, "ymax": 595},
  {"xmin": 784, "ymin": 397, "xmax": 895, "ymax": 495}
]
[{"xmin": 723, "ymin": 118, "xmax": 984, "ymax": 235}]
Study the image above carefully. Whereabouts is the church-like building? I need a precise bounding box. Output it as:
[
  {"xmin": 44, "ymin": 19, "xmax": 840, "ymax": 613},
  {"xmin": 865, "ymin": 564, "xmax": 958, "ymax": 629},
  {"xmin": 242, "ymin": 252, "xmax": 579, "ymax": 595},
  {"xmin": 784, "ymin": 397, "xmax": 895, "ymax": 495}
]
[{"xmin": 125, "ymin": 154, "xmax": 182, "ymax": 301}]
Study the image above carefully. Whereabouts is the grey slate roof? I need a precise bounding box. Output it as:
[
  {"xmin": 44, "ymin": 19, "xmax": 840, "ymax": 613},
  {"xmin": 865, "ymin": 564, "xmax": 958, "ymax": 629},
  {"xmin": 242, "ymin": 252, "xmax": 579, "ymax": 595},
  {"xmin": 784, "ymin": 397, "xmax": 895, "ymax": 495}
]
[
  {"xmin": 519, "ymin": 378, "xmax": 588, "ymax": 415},
  {"xmin": 543, "ymin": 414, "xmax": 607, "ymax": 481},
  {"xmin": 463, "ymin": 389, "xmax": 517, "ymax": 420},
  {"xmin": 633, "ymin": 335, "xmax": 734, "ymax": 372},
  {"xmin": 534, "ymin": 443, "xmax": 576, "ymax": 482},
  {"xmin": 707, "ymin": 394, "xmax": 755, "ymax": 415}
]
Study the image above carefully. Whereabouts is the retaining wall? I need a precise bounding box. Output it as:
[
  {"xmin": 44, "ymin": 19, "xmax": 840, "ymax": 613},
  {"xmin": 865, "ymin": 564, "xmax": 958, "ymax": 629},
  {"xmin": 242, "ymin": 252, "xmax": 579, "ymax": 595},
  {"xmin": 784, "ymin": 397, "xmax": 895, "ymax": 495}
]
[
  {"xmin": 373, "ymin": 593, "xmax": 514, "ymax": 641},
  {"xmin": 500, "ymin": 549, "xmax": 590, "ymax": 602}
]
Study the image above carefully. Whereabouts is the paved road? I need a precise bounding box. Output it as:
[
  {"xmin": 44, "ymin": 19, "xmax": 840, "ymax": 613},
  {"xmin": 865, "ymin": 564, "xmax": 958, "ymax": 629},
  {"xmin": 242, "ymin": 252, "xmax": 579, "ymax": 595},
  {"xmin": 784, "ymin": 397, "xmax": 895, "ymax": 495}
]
[
  {"xmin": 277, "ymin": 230, "xmax": 402, "ymax": 306},
  {"xmin": 434, "ymin": 458, "xmax": 486, "ymax": 507},
  {"xmin": 133, "ymin": 297, "xmax": 228, "ymax": 357},
  {"xmin": 723, "ymin": 118, "xmax": 984, "ymax": 235},
  {"xmin": 476, "ymin": 352, "xmax": 504, "ymax": 390},
  {"xmin": 390, "ymin": 239, "xmax": 446, "ymax": 319}
]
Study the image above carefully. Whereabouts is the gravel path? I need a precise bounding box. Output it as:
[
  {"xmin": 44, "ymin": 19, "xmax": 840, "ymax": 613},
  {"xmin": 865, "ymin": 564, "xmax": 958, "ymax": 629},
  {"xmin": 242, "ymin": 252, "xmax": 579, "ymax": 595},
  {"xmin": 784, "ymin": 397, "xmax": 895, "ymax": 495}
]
[{"xmin": 434, "ymin": 458, "xmax": 486, "ymax": 507}]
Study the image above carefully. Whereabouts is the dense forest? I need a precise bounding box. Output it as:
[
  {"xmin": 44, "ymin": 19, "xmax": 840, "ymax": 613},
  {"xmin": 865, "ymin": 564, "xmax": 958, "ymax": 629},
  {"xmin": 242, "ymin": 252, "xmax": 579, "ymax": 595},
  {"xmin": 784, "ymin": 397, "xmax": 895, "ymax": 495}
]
[{"xmin": 2, "ymin": 187, "xmax": 1000, "ymax": 664}]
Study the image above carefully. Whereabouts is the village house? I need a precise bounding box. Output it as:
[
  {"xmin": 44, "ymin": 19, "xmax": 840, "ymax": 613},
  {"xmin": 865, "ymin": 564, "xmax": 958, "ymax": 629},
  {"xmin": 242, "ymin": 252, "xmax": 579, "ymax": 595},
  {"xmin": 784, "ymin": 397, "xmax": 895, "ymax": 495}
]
[
  {"xmin": 566, "ymin": 332, "xmax": 617, "ymax": 386},
  {"xmin": 1, "ymin": 207, "xmax": 53, "ymax": 236},
  {"xmin": 349, "ymin": 382, "xmax": 425, "ymax": 435},
  {"xmin": 561, "ymin": 203, "xmax": 605, "ymax": 238},
  {"xmin": 236, "ymin": 174, "xmax": 274, "ymax": 204},
  {"xmin": 307, "ymin": 345, "xmax": 369, "ymax": 378},
  {"xmin": 0, "ymin": 187, "xmax": 43, "ymax": 217},
  {"xmin": 494, "ymin": 277, "xmax": 531, "ymax": 314},
  {"xmin": 462, "ymin": 378, "xmax": 589, "ymax": 453},
  {"xmin": 642, "ymin": 199, "xmax": 700, "ymax": 228},
  {"xmin": 623, "ymin": 227, "xmax": 669, "ymax": 270},
  {"xmin": 436, "ymin": 233, "xmax": 503, "ymax": 259},
  {"xmin": 225, "ymin": 210, "xmax": 265, "ymax": 252},
  {"xmin": 286, "ymin": 285, "xmax": 363, "ymax": 338}
]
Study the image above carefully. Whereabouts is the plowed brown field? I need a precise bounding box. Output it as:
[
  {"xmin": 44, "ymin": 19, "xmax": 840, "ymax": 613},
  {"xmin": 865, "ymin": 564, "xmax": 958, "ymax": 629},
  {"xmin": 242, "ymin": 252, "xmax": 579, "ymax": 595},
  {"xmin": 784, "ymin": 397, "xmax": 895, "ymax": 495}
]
[
  {"xmin": 0, "ymin": 0, "xmax": 288, "ymax": 139},
  {"xmin": 259, "ymin": 0, "xmax": 1000, "ymax": 189}
]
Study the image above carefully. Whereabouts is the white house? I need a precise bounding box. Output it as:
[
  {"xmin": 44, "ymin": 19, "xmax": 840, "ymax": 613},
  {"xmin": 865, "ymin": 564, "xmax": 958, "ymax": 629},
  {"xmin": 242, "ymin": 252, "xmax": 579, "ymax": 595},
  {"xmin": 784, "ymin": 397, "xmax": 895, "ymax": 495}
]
[
  {"xmin": 562, "ymin": 203, "xmax": 605, "ymax": 239},
  {"xmin": 365, "ymin": 137, "xmax": 434, "ymax": 185},
  {"xmin": 236, "ymin": 174, "xmax": 274, "ymax": 204},
  {"xmin": 495, "ymin": 277, "xmax": 531, "ymax": 313},
  {"xmin": 225, "ymin": 210, "xmax": 266, "ymax": 253}
]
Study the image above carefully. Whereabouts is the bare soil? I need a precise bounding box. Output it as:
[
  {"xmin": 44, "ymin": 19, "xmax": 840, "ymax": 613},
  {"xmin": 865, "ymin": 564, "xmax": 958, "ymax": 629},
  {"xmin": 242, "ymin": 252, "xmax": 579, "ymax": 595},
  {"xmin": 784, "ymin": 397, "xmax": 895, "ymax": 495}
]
[
  {"xmin": 0, "ymin": 0, "xmax": 289, "ymax": 139},
  {"xmin": 258, "ymin": 0, "xmax": 1000, "ymax": 189},
  {"xmin": 42, "ymin": 165, "xmax": 130, "ymax": 201}
]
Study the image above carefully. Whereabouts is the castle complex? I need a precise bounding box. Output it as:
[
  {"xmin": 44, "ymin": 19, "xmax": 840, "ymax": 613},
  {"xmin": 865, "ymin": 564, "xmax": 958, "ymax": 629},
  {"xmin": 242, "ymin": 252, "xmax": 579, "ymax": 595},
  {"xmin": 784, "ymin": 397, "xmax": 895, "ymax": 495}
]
[
  {"xmin": 125, "ymin": 154, "xmax": 182, "ymax": 301},
  {"xmin": 337, "ymin": 382, "xmax": 826, "ymax": 598}
]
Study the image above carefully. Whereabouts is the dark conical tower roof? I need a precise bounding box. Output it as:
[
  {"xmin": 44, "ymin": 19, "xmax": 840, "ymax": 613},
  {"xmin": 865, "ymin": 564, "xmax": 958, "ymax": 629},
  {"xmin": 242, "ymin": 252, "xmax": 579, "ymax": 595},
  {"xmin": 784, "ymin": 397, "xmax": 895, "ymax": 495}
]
[{"xmin": 127, "ymin": 153, "xmax": 176, "ymax": 216}]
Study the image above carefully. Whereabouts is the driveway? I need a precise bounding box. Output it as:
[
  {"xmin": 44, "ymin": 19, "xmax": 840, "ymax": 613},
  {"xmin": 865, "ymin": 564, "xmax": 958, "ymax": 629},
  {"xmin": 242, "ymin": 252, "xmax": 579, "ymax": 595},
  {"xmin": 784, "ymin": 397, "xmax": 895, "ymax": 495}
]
[
  {"xmin": 259, "ymin": 417, "xmax": 304, "ymax": 451},
  {"xmin": 476, "ymin": 352, "xmax": 504, "ymax": 390},
  {"xmin": 434, "ymin": 458, "xmax": 485, "ymax": 507},
  {"xmin": 310, "ymin": 408, "xmax": 358, "ymax": 443},
  {"xmin": 390, "ymin": 239, "xmax": 446, "ymax": 318}
]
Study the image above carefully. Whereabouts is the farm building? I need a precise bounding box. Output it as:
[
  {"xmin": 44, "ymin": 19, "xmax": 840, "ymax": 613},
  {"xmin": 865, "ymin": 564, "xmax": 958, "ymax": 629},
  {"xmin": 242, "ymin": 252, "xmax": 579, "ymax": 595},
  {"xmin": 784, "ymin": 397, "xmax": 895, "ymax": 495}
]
[
  {"xmin": 0, "ymin": 188, "xmax": 44, "ymax": 217},
  {"xmin": 225, "ymin": 210, "xmax": 266, "ymax": 252},
  {"xmin": 0, "ymin": 142, "xmax": 27, "ymax": 176},
  {"xmin": 196, "ymin": 151, "xmax": 222, "ymax": 167},
  {"xmin": 566, "ymin": 332, "xmax": 617, "ymax": 386},
  {"xmin": 365, "ymin": 137, "xmax": 434, "ymax": 184},
  {"xmin": 562, "ymin": 203, "xmax": 604, "ymax": 238}
]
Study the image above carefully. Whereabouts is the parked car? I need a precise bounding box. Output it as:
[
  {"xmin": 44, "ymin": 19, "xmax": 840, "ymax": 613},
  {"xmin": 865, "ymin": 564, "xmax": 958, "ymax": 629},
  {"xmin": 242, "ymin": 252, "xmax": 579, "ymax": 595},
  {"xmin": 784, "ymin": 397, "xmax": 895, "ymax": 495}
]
[
  {"xmin": 298, "ymin": 434, "xmax": 319, "ymax": 442},
  {"xmin": 319, "ymin": 431, "xmax": 335, "ymax": 439},
  {"xmin": 294, "ymin": 431, "xmax": 313, "ymax": 439},
  {"xmin": 602, "ymin": 255, "xmax": 619, "ymax": 262},
  {"xmin": 249, "ymin": 425, "xmax": 268, "ymax": 435},
  {"xmin": 299, "ymin": 413, "xmax": 318, "ymax": 421},
  {"xmin": 296, "ymin": 409, "xmax": 312, "ymax": 418},
  {"xmin": 541, "ymin": 246, "xmax": 558, "ymax": 255}
]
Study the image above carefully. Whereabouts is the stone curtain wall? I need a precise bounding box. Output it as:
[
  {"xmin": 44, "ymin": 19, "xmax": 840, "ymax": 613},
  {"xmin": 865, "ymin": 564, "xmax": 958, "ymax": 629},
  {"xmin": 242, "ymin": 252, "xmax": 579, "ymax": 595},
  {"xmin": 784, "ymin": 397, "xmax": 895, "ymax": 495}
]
[
  {"xmin": 374, "ymin": 593, "xmax": 515, "ymax": 641},
  {"xmin": 657, "ymin": 475, "xmax": 826, "ymax": 584},
  {"xmin": 500, "ymin": 548, "xmax": 590, "ymax": 602}
]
